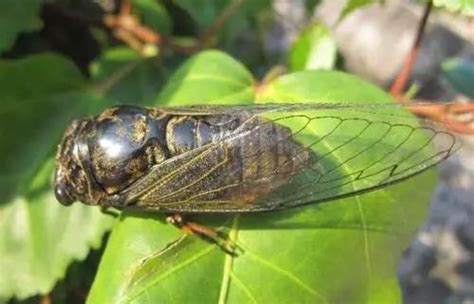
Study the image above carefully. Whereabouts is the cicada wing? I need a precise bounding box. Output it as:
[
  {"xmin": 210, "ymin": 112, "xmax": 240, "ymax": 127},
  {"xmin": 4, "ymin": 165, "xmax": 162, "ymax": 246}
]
[
  {"xmin": 245, "ymin": 104, "xmax": 457, "ymax": 211},
  {"xmin": 118, "ymin": 103, "xmax": 457, "ymax": 213},
  {"xmin": 116, "ymin": 141, "xmax": 234, "ymax": 209}
]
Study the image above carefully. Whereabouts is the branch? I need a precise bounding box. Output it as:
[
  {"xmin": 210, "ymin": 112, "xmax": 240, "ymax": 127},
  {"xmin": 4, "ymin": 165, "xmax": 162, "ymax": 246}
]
[
  {"xmin": 407, "ymin": 101, "xmax": 474, "ymax": 134},
  {"xmin": 390, "ymin": 1, "xmax": 433, "ymax": 96},
  {"xmin": 103, "ymin": 0, "xmax": 245, "ymax": 56}
]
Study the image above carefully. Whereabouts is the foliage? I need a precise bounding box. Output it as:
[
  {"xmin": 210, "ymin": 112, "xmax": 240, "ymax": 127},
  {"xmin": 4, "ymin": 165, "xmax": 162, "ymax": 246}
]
[
  {"xmin": 0, "ymin": 0, "xmax": 43, "ymax": 52},
  {"xmin": 0, "ymin": 0, "xmax": 471, "ymax": 303},
  {"xmin": 433, "ymin": 0, "xmax": 474, "ymax": 16},
  {"xmin": 442, "ymin": 57, "xmax": 474, "ymax": 98},
  {"xmin": 131, "ymin": 0, "xmax": 172, "ymax": 35},
  {"xmin": 289, "ymin": 22, "xmax": 336, "ymax": 71}
]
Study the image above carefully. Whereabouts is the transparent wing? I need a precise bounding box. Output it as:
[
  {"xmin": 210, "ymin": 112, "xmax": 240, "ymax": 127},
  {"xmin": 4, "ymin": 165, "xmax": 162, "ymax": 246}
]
[
  {"xmin": 253, "ymin": 108, "xmax": 455, "ymax": 211},
  {"xmin": 125, "ymin": 103, "xmax": 458, "ymax": 213}
]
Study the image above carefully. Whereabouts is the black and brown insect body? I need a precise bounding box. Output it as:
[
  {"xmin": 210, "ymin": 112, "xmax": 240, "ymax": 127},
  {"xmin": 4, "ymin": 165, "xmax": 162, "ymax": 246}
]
[
  {"xmin": 55, "ymin": 103, "xmax": 456, "ymax": 215},
  {"xmin": 54, "ymin": 105, "xmax": 314, "ymax": 213}
]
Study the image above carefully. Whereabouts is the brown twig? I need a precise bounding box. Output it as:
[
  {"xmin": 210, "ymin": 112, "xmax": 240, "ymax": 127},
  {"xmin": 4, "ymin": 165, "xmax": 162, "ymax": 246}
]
[
  {"xmin": 407, "ymin": 101, "xmax": 474, "ymax": 134},
  {"xmin": 104, "ymin": 0, "xmax": 244, "ymax": 56},
  {"xmin": 103, "ymin": 0, "xmax": 160, "ymax": 53},
  {"xmin": 40, "ymin": 294, "xmax": 52, "ymax": 304},
  {"xmin": 121, "ymin": 0, "xmax": 131, "ymax": 15},
  {"xmin": 390, "ymin": 1, "xmax": 433, "ymax": 97}
]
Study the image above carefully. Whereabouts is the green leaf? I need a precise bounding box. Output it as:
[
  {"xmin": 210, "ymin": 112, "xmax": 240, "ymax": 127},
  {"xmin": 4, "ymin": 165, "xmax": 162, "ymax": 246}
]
[
  {"xmin": 131, "ymin": 0, "xmax": 172, "ymax": 35},
  {"xmin": 89, "ymin": 50, "xmax": 435, "ymax": 303},
  {"xmin": 442, "ymin": 57, "xmax": 474, "ymax": 98},
  {"xmin": 289, "ymin": 22, "xmax": 336, "ymax": 71},
  {"xmin": 257, "ymin": 69, "xmax": 390, "ymax": 103},
  {"xmin": 1, "ymin": 53, "xmax": 87, "ymax": 200},
  {"xmin": 433, "ymin": 0, "xmax": 474, "ymax": 16},
  {"xmin": 0, "ymin": 53, "xmax": 115, "ymax": 300},
  {"xmin": 0, "ymin": 161, "xmax": 114, "ymax": 300},
  {"xmin": 0, "ymin": 0, "xmax": 43, "ymax": 52},
  {"xmin": 91, "ymin": 47, "xmax": 168, "ymax": 105},
  {"xmin": 156, "ymin": 50, "xmax": 255, "ymax": 105}
]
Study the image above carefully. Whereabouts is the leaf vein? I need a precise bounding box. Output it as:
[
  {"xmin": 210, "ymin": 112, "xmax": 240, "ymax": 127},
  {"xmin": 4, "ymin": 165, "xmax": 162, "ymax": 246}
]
[
  {"xmin": 246, "ymin": 250, "xmax": 327, "ymax": 303},
  {"xmin": 229, "ymin": 271, "xmax": 258, "ymax": 304}
]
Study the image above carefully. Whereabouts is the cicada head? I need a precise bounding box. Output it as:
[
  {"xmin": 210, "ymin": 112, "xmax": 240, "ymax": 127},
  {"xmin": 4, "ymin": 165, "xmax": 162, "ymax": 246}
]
[{"xmin": 54, "ymin": 118, "xmax": 104, "ymax": 206}]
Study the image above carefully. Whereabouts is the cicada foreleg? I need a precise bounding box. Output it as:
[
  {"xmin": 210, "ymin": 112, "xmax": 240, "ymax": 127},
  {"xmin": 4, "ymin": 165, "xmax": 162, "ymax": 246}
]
[{"xmin": 166, "ymin": 214, "xmax": 241, "ymax": 256}]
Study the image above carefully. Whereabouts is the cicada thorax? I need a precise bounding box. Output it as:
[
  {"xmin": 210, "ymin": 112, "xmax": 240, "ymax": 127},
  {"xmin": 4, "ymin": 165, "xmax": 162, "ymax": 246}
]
[{"xmin": 81, "ymin": 106, "xmax": 167, "ymax": 195}]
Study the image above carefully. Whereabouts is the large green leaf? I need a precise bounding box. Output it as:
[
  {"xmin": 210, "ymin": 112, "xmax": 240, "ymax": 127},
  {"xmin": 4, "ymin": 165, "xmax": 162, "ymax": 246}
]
[
  {"xmin": 0, "ymin": 161, "xmax": 114, "ymax": 300},
  {"xmin": 1, "ymin": 53, "xmax": 87, "ymax": 201},
  {"xmin": 433, "ymin": 0, "xmax": 474, "ymax": 16},
  {"xmin": 0, "ymin": 0, "xmax": 43, "ymax": 52},
  {"xmin": 155, "ymin": 50, "xmax": 255, "ymax": 105},
  {"xmin": 257, "ymin": 69, "xmax": 390, "ymax": 103},
  {"xmin": 88, "ymin": 50, "xmax": 435, "ymax": 303},
  {"xmin": 0, "ymin": 54, "xmax": 114, "ymax": 300}
]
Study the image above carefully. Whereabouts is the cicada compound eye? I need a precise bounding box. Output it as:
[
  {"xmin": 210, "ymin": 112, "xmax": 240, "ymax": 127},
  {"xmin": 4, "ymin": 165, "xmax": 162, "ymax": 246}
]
[
  {"xmin": 54, "ymin": 148, "xmax": 81, "ymax": 206},
  {"xmin": 54, "ymin": 168, "xmax": 75, "ymax": 206}
]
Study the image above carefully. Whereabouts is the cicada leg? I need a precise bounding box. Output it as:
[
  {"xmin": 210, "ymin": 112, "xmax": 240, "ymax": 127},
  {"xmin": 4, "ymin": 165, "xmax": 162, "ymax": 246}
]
[{"xmin": 166, "ymin": 214, "xmax": 240, "ymax": 256}]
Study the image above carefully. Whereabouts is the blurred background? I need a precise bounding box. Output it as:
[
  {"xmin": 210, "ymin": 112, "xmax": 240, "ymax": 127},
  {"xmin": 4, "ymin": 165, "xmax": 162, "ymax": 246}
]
[{"xmin": 0, "ymin": 0, "xmax": 473, "ymax": 303}]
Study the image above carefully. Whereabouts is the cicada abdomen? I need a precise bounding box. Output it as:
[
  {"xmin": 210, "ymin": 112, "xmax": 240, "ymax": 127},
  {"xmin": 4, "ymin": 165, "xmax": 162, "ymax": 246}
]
[{"xmin": 54, "ymin": 105, "xmax": 314, "ymax": 211}]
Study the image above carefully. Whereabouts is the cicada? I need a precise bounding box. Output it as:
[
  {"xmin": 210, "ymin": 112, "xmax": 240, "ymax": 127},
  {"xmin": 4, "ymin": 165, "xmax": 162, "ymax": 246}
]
[{"xmin": 54, "ymin": 103, "xmax": 456, "ymax": 252}]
